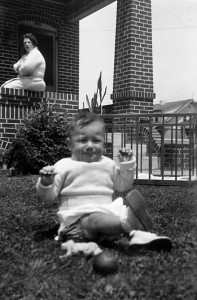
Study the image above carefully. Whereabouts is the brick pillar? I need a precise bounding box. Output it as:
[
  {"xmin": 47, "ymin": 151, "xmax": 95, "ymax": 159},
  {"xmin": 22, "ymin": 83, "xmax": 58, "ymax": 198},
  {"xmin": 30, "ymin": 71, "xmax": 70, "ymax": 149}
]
[{"xmin": 111, "ymin": 0, "xmax": 155, "ymax": 114}]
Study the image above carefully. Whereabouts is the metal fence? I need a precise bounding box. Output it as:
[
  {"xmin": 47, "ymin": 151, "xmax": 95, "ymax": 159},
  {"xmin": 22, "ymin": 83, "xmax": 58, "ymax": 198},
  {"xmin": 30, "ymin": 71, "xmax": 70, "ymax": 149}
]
[{"xmin": 102, "ymin": 113, "xmax": 197, "ymax": 186}]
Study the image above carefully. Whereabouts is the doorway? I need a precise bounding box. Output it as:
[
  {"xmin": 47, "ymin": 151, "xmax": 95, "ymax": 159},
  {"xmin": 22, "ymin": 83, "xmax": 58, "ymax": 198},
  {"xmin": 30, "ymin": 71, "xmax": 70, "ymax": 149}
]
[{"xmin": 18, "ymin": 22, "xmax": 58, "ymax": 92}]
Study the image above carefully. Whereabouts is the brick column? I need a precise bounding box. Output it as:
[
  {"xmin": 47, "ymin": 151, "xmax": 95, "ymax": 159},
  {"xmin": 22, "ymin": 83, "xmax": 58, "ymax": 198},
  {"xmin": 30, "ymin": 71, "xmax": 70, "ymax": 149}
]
[{"xmin": 112, "ymin": 0, "xmax": 155, "ymax": 114}]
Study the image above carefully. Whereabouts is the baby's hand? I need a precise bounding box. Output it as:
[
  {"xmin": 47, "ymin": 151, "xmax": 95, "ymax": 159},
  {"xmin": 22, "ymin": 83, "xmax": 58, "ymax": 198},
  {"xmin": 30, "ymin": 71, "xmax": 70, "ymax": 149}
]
[
  {"xmin": 39, "ymin": 166, "xmax": 57, "ymax": 186},
  {"xmin": 118, "ymin": 148, "xmax": 133, "ymax": 162}
]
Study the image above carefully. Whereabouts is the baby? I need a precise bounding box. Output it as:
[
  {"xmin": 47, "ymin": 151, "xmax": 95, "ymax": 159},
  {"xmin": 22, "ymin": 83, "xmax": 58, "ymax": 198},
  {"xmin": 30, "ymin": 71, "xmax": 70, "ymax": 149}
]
[{"xmin": 36, "ymin": 112, "xmax": 172, "ymax": 256}]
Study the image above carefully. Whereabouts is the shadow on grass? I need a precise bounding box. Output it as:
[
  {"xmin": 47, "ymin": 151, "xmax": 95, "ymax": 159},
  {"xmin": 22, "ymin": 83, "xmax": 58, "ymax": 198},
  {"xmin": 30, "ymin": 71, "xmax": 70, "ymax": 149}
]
[{"xmin": 33, "ymin": 223, "xmax": 59, "ymax": 242}]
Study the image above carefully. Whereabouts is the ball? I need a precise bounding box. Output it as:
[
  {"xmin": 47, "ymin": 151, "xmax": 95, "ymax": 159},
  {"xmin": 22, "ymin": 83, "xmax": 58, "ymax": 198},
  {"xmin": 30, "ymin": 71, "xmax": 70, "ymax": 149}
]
[{"xmin": 93, "ymin": 251, "xmax": 118, "ymax": 274}]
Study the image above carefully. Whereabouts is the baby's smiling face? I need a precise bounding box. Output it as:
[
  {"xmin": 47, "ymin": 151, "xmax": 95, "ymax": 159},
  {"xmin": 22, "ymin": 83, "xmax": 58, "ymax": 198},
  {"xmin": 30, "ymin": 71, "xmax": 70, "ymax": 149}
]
[{"xmin": 68, "ymin": 121, "xmax": 105, "ymax": 163}]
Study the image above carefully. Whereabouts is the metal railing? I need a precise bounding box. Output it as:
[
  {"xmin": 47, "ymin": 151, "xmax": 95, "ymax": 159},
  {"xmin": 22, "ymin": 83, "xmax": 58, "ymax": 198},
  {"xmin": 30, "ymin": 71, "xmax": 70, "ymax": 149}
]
[{"xmin": 102, "ymin": 113, "xmax": 197, "ymax": 185}]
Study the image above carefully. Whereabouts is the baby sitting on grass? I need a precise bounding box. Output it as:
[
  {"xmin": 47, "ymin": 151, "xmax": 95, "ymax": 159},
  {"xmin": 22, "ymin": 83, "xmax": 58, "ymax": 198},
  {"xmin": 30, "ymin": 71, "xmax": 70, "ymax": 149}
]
[{"xmin": 36, "ymin": 112, "xmax": 172, "ymax": 256}]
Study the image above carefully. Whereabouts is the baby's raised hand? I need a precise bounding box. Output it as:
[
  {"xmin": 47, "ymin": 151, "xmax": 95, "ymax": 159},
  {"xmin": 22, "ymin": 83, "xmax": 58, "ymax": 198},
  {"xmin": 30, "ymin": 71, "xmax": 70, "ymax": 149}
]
[
  {"xmin": 39, "ymin": 166, "xmax": 57, "ymax": 186},
  {"xmin": 118, "ymin": 148, "xmax": 133, "ymax": 162}
]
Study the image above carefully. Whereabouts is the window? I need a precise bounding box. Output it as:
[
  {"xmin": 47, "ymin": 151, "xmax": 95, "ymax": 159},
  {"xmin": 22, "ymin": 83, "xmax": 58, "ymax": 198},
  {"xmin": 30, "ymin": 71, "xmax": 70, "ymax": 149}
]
[{"xmin": 18, "ymin": 22, "xmax": 58, "ymax": 92}]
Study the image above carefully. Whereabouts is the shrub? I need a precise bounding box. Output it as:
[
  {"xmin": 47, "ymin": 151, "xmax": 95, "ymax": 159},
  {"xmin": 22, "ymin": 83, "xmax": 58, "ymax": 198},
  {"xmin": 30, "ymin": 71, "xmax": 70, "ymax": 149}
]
[
  {"xmin": 4, "ymin": 139, "xmax": 34, "ymax": 174},
  {"xmin": 0, "ymin": 148, "xmax": 5, "ymax": 168},
  {"xmin": 5, "ymin": 102, "xmax": 70, "ymax": 174}
]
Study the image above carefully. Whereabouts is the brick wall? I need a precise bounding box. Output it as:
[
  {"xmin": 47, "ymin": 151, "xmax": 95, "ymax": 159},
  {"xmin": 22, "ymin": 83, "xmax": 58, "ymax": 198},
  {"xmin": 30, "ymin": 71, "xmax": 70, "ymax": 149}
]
[
  {"xmin": 0, "ymin": 0, "xmax": 79, "ymax": 94},
  {"xmin": 0, "ymin": 0, "xmax": 157, "ymax": 160},
  {"xmin": 163, "ymin": 143, "xmax": 192, "ymax": 170},
  {"xmin": 0, "ymin": 88, "xmax": 78, "ymax": 150},
  {"xmin": 112, "ymin": 95, "xmax": 154, "ymax": 115},
  {"xmin": 112, "ymin": 0, "xmax": 155, "ymax": 114}
]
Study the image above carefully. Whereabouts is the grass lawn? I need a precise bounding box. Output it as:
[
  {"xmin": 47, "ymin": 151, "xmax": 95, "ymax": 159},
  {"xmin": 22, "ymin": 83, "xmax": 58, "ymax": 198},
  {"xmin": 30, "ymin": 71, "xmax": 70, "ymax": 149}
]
[{"xmin": 0, "ymin": 173, "xmax": 197, "ymax": 300}]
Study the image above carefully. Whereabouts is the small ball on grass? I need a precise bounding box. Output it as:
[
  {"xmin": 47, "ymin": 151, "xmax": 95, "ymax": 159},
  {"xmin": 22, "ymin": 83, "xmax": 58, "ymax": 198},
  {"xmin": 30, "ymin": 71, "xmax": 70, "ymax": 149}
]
[{"xmin": 93, "ymin": 251, "xmax": 118, "ymax": 274}]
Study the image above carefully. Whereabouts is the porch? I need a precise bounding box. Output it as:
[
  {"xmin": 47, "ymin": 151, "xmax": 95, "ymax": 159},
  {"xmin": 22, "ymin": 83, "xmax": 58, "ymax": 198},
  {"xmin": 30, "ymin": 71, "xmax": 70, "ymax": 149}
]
[{"xmin": 0, "ymin": 90, "xmax": 196, "ymax": 186}]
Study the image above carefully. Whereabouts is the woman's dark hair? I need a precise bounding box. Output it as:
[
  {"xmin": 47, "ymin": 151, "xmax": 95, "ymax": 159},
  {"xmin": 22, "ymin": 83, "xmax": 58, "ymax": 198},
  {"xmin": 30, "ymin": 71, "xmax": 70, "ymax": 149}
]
[{"xmin": 20, "ymin": 33, "xmax": 38, "ymax": 48}]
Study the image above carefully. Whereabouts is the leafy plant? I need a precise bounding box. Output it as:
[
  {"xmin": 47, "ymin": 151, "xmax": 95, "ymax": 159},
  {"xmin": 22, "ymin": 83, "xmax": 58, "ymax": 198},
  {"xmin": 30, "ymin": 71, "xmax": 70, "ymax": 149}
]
[
  {"xmin": 0, "ymin": 148, "xmax": 5, "ymax": 168},
  {"xmin": 4, "ymin": 139, "xmax": 33, "ymax": 174},
  {"xmin": 4, "ymin": 102, "xmax": 70, "ymax": 174},
  {"xmin": 86, "ymin": 72, "xmax": 107, "ymax": 114}
]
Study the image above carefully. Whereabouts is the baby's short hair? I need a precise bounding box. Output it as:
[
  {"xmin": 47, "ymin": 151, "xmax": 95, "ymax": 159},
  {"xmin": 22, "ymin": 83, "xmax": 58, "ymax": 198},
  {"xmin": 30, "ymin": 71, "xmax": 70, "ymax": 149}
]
[{"xmin": 69, "ymin": 111, "xmax": 105, "ymax": 138}]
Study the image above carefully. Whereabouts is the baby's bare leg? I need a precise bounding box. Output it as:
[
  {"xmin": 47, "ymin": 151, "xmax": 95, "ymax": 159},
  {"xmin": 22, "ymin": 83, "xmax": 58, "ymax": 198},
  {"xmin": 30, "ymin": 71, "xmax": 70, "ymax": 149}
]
[{"xmin": 81, "ymin": 212, "xmax": 125, "ymax": 240}]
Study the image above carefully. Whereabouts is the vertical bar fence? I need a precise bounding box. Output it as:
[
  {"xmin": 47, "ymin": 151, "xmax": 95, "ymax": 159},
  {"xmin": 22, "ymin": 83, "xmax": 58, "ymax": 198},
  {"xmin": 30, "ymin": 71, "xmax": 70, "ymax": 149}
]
[{"xmin": 102, "ymin": 113, "xmax": 197, "ymax": 185}]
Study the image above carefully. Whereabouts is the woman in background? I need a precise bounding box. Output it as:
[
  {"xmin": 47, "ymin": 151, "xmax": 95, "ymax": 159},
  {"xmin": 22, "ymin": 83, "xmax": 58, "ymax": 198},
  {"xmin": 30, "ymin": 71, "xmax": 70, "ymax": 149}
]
[{"xmin": 1, "ymin": 33, "xmax": 46, "ymax": 92}]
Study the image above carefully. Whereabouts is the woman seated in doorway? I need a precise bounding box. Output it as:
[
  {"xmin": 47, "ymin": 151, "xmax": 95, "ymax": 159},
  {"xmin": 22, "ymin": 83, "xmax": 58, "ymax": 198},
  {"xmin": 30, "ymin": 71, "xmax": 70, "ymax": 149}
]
[{"xmin": 1, "ymin": 33, "xmax": 46, "ymax": 92}]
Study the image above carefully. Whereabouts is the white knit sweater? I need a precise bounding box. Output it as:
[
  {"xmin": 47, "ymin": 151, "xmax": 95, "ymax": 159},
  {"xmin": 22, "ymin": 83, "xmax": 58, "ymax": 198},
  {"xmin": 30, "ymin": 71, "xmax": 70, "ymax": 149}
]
[{"xmin": 36, "ymin": 155, "xmax": 136, "ymax": 218}]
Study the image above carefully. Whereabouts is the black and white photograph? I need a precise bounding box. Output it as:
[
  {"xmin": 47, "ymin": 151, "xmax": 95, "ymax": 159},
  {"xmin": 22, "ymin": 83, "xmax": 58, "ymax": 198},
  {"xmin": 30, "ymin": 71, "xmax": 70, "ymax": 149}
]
[{"xmin": 0, "ymin": 1, "xmax": 196, "ymax": 299}]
